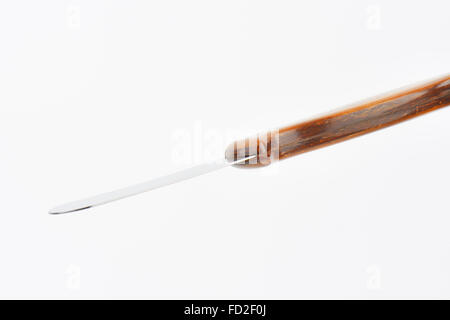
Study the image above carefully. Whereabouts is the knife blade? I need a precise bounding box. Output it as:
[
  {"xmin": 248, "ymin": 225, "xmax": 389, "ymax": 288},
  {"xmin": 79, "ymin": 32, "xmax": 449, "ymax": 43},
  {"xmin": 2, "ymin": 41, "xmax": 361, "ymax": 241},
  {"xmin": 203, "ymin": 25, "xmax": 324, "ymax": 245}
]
[{"xmin": 49, "ymin": 155, "xmax": 256, "ymax": 214}]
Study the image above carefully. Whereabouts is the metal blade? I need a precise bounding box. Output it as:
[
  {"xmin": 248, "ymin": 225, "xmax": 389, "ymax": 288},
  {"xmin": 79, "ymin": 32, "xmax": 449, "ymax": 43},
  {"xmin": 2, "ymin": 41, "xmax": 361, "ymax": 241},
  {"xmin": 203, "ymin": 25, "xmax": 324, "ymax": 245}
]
[{"xmin": 49, "ymin": 155, "xmax": 255, "ymax": 214}]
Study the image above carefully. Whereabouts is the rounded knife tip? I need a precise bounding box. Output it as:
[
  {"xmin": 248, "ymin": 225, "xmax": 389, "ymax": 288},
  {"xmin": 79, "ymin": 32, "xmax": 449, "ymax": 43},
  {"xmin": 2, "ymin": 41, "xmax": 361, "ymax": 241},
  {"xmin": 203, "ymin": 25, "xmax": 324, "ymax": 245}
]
[{"xmin": 48, "ymin": 205, "xmax": 92, "ymax": 215}]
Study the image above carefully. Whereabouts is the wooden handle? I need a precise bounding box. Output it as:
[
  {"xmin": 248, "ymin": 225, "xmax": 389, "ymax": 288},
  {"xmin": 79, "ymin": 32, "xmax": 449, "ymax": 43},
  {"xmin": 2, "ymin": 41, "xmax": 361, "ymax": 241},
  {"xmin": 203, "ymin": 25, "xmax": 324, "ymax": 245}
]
[{"xmin": 226, "ymin": 75, "xmax": 450, "ymax": 168}]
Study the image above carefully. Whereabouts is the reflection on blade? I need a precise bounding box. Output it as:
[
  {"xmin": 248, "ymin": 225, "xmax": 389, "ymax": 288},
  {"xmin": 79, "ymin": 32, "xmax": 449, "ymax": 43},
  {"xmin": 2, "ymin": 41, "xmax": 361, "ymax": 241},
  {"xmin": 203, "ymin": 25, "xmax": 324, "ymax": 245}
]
[{"xmin": 49, "ymin": 155, "xmax": 256, "ymax": 214}]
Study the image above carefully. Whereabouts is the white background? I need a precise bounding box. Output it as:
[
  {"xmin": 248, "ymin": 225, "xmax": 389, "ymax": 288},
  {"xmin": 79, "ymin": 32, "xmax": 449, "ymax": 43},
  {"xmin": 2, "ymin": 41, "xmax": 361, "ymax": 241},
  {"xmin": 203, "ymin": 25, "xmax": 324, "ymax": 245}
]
[{"xmin": 0, "ymin": 0, "xmax": 449, "ymax": 299}]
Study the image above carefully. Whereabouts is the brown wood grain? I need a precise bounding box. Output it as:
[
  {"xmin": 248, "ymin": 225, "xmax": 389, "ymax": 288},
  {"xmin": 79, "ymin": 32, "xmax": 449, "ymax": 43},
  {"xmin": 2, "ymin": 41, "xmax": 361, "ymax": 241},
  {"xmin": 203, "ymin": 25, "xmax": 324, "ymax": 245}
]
[{"xmin": 226, "ymin": 75, "xmax": 450, "ymax": 167}]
